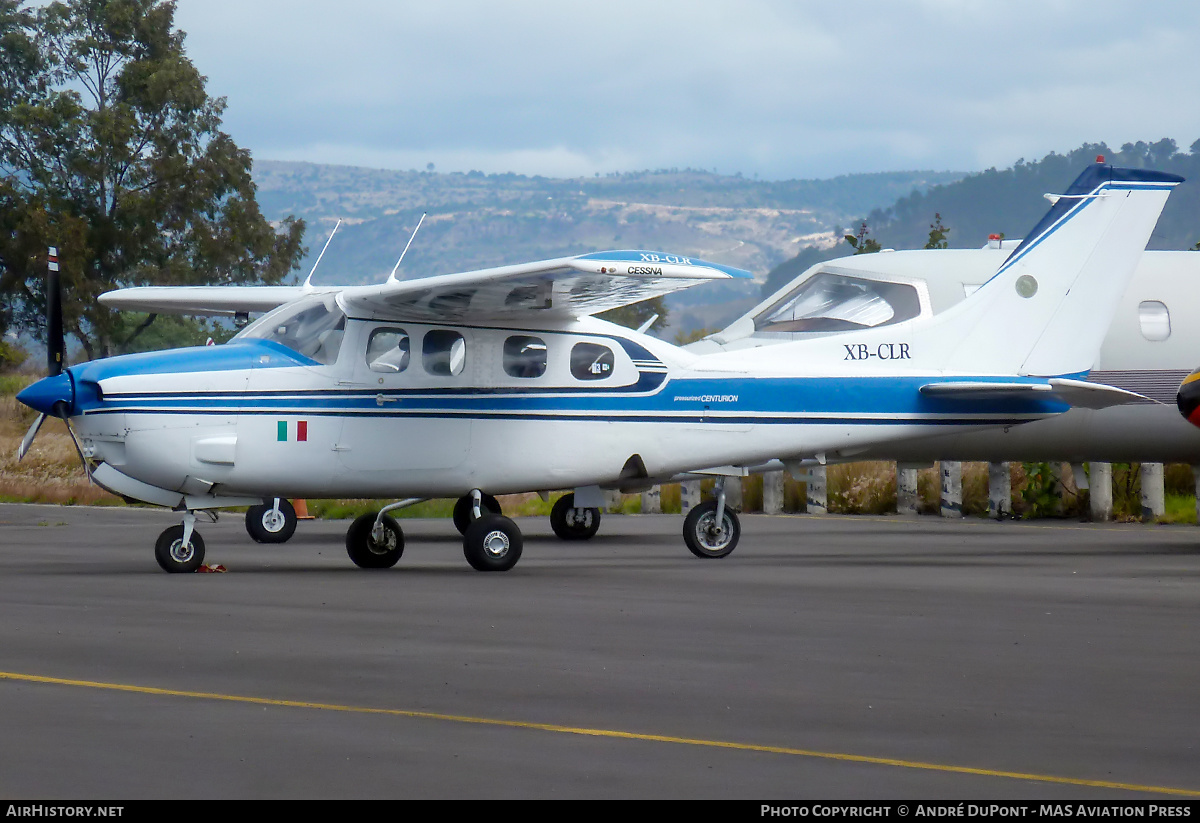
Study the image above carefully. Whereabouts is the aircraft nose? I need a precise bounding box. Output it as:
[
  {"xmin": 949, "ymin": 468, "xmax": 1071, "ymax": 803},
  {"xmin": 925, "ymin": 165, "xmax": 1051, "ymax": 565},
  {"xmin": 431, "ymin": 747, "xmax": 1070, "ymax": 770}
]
[{"xmin": 16, "ymin": 371, "xmax": 74, "ymax": 417}]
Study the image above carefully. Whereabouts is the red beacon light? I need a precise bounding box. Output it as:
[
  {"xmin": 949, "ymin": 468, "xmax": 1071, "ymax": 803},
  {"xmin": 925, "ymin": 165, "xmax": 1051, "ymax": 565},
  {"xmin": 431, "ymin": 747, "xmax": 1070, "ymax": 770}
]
[{"xmin": 1096, "ymin": 155, "xmax": 1105, "ymax": 163}]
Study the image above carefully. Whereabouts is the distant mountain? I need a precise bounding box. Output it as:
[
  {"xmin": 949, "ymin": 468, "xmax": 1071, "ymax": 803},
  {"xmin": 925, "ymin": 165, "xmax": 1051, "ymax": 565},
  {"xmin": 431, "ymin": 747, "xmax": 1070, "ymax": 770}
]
[
  {"xmin": 251, "ymin": 161, "xmax": 966, "ymax": 291},
  {"xmin": 760, "ymin": 139, "xmax": 1200, "ymax": 300}
]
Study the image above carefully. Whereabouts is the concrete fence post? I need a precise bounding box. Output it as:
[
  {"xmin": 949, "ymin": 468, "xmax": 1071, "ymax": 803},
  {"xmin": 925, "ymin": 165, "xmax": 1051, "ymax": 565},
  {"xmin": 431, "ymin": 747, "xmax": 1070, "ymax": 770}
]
[
  {"xmin": 988, "ymin": 462, "xmax": 1011, "ymax": 519},
  {"xmin": 763, "ymin": 471, "xmax": 785, "ymax": 514},
  {"xmin": 940, "ymin": 461, "xmax": 962, "ymax": 518},
  {"xmin": 641, "ymin": 485, "xmax": 661, "ymax": 515},
  {"xmin": 680, "ymin": 479, "xmax": 703, "ymax": 514},
  {"xmin": 806, "ymin": 466, "xmax": 827, "ymax": 515},
  {"xmin": 1141, "ymin": 462, "xmax": 1165, "ymax": 522},
  {"xmin": 897, "ymin": 463, "xmax": 920, "ymax": 516},
  {"xmin": 1089, "ymin": 462, "xmax": 1113, "ymax": 522}
]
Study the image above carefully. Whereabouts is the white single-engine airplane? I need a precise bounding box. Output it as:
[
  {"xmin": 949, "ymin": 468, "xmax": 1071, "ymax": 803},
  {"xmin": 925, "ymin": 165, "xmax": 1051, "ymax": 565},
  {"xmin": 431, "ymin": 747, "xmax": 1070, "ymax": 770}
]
[{"xmin": 15, "ymin": 161, "xmax": 1183, "ymax": 573}]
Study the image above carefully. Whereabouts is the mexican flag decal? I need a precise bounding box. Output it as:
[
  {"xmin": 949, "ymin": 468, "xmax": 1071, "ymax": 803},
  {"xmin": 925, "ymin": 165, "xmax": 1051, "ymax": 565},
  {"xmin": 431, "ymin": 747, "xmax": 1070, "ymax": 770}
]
[{"xmin": 277, "ymin": 420, "xmax": 308, "ymax": 442}]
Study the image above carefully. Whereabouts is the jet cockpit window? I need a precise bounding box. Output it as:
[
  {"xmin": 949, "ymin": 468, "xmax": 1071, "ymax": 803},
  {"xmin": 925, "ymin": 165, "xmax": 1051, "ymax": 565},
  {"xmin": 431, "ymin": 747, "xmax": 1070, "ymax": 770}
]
[
  {"xmin": 571, "ymin": 342, "xmax": 614, "ymax": 380},
  {"xmin": 504, "ymin": 335, "xmax": 547, "ymax": 378},
  {"xmin": 234, "ymin": 296, "xmax": 346, "ymax": 365},
  {"xmin": 754, "ymin": 272, "xmax": 920, "ymax": 333},
  {"xmin": 423, "ymin": 330, "xmax": 467, "ymax": 376},
  {"xmin": 366, "ymin": 328, "xmax": 411, "ymax": 373}
]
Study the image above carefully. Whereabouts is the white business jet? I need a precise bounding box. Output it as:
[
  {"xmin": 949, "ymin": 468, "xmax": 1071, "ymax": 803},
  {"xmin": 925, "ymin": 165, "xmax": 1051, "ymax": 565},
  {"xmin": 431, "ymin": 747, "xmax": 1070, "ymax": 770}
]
[{"xmin": 15, "ymin": 161, "xmax": 1182, "ymax": 573}]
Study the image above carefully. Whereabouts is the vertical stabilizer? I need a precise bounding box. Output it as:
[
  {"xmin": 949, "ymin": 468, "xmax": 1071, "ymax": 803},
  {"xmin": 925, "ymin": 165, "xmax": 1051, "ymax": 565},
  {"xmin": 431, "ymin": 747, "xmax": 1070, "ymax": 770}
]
[{"xmin": 928, "ymin": 162, "xmax": 1182, "ymax": 376}]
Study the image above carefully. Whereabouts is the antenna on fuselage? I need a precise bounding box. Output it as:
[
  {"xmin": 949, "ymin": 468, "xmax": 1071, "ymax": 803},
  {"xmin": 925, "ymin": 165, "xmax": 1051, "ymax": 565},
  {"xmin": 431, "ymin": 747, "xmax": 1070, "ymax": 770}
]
[
  {"xmin": 303, "ymin": 219, "xmax": 342, "ymax": 289},
  {"xmin": 388, "ymin": 211, "xmax": 427, "ymax": 284}
]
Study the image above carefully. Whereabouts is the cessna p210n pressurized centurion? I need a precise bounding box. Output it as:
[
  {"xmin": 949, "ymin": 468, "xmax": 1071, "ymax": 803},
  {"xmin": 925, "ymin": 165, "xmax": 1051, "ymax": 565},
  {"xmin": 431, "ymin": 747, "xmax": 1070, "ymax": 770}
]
[{"xmin": 15, "ymin": 161, "xmax": 1183, "ymax": 573}]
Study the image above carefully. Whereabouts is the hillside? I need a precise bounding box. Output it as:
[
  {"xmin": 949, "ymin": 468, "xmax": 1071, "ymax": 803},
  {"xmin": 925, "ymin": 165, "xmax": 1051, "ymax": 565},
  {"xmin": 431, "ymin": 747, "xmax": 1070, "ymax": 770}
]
[
  {"xmin": 760, "ymin": 139, "xmax": 1200, "ymax": 298},
  {"xmin": 251, "ymin": 162, "xmax": 964, "ymax": 291}
]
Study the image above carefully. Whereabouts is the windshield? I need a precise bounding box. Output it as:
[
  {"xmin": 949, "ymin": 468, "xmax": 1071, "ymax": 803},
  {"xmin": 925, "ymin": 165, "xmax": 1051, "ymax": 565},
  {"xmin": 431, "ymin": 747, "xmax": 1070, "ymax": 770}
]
[
  {"xmin": 754, "ymin": 272, "xmax": 920, "ymax": 333},
  {"xmin": 234, "ymin": 296, "xmax": 346, "ymax": 364}
]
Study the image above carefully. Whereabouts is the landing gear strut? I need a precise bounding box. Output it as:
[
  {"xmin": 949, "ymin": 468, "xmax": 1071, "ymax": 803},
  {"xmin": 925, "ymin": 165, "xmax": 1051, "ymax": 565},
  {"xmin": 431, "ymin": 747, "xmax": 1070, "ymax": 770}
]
[
  {"xmin": 343, "ymin": 498, "xmax": 425, "ymax": 569},
  {"xmin": 458, "ymin": 489, "xmax": 523, "ymax": 571},
  {"xmin": 683, "ymin": 479, "xmax": 740, "ymax": 559},
  {"xmin": 155, "ymin": 511, "xmax": 206, "ymax": 573},
  {"xmin": 452, "ymin": 491, "xmax": 501, "ymax": 535},
  {"xmin": 245, "ymin": 498, "xmax": 297, "ymax": 543}
]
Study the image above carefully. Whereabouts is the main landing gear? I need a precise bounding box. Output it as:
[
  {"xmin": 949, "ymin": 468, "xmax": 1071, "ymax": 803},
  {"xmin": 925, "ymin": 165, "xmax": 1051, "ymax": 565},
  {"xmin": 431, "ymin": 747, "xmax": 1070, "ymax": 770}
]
[
  {"xmin": 550, "ymin": 493, "xmax": 601, "ymax": 541},
  {"xmin": 683, "ymin": 478, "xmax": 741, "ymax": 559},
  {"xmin": 454, "ymin": 490, "xmax": 522, "ymax": 571},
  {"xmin": 245, "ymin": 498, "xmax": 297, "ymax": 543}
]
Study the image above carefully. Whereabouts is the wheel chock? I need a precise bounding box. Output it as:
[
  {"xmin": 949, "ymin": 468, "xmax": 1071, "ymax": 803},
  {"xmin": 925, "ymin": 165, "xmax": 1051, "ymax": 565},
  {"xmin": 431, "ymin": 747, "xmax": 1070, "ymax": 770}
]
[{"xmin": 195, "ymin": 564, "xmax": 227, "ymax": 573}]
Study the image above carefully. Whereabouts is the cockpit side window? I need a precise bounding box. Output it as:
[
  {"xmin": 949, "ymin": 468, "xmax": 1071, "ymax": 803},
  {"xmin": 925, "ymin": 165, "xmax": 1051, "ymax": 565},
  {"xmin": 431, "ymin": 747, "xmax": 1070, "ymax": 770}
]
[
  {"xmin": 570, "ymin": 342, "xmax": 615, "ymax": 380},
  {"xmin": 234, "ymin": 297, "xmax": 346, "ymax": 364},
  {"xmin": 754, "ymin": 273, "xmax": 920, "ymax": 333},
  {"xmin": 504, "ymin": 335, "xmax": 547, "ymax": 378},
  {"xmin": 423, "ymin": 330, "xmax": 467, "ymax": 377},
  {"xmin": 366, "ymin": 328, "xmax": 411, "ymax": 373}
]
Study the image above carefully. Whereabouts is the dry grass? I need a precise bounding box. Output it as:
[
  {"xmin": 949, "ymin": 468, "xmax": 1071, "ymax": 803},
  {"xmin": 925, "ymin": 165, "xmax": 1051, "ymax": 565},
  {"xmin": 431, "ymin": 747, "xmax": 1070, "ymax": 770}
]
[{"xmin": 0, "ymin": 392, "xmax": 119, "ymax": 504}]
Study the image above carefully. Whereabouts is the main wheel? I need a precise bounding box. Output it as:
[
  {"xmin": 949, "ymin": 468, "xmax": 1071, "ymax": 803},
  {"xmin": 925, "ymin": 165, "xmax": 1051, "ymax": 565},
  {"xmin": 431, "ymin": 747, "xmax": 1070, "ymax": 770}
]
[
  {"xmin": 452, "ymin": 492, "xmax": 502, "ymax": 535},
  {"xmin": 550, "ymin": 493, "xmax": 601, "ymax": 540},
  {"xmin": 463, "ymin": 514, "xmax": 523, "ymax": 572},
  {"xmin": 154, "ymin": 525, "xmax": 206, "ymax": 573},
  {"xmin": 683, "ymin": 500, "xmax": 740, "ymax": 559},
  {"xmin": 345, "ymin": 513, "xmax": 404, "ymax": 569},
  {"xmin": 245, "ymin": 498, "xmax": 297, "ymax": 543}
]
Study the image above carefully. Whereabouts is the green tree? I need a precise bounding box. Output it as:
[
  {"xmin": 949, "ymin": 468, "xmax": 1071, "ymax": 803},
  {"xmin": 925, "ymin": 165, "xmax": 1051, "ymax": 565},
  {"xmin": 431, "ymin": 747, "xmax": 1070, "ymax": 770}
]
[
  {"xmin": 0, "ymin": 0, "xmax": 305, "ymax": 359},
  {"xmin": 924, "ymin": 213, "xmax": 949, "ymax": 249},
  {"xmin": 844, "ymin": 221, "xmax": 881, "ymax": 254}
]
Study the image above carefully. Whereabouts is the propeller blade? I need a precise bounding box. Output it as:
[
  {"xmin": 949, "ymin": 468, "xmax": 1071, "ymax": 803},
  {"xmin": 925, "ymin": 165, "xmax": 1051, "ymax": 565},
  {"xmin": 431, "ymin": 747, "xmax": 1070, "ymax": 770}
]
[
  {"xmin": 17, "ymin": 412, "xmax": 46, "ymax": 461},
  {"xmin": 47, "ymin": 246, "xmax": 64, "ymax": 376}
]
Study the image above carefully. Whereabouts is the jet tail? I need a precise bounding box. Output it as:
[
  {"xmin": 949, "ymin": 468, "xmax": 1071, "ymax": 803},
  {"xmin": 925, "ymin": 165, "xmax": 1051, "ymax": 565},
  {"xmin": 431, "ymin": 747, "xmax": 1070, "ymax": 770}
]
[{"xmin": 927, "ymin": 161, "xmax": 1182, "ymax": 376}]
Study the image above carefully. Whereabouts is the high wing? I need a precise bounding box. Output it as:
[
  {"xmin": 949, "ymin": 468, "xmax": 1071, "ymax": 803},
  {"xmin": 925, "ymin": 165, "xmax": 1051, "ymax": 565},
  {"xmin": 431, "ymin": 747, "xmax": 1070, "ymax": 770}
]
[
  {"xmin": 98, "ymin": 285, "xmax": 325, "ymax": 316},
  {"xmin": 98, "ymin": 250, "xmax": 754, "ymax": 321},
  {"xmin": 919, "ymin": 378, "xmax": 1154, "ymax": 410}
]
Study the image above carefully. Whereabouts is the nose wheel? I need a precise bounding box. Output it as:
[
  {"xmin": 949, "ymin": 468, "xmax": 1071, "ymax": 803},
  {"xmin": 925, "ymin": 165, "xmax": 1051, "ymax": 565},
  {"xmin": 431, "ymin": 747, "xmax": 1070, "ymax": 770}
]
[{"xmin": 155, "ymin": 518, "xmax": 206, "ymax": 573}]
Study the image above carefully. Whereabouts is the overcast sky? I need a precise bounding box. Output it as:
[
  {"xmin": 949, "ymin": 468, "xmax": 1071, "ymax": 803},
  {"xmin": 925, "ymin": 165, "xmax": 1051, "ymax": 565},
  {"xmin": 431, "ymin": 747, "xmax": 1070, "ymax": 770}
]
[{"xmin": 172, "ymin": 0, "xmax": 1200, "ymax": 181}]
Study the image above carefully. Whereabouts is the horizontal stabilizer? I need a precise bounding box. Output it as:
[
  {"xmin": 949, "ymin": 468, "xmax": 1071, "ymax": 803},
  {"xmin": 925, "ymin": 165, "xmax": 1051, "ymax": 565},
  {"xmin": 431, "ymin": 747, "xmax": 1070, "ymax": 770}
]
[{"xmin": 919, "ymin": 379, "xmax": 1153, "ymax": 410}]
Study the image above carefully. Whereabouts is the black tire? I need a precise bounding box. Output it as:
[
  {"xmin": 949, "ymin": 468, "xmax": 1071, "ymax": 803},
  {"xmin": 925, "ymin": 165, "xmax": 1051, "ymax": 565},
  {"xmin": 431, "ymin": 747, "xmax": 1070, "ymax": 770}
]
[
  {"xmin": 452, "ymin": 492, "xmax": 502, "ymax": 535},
  {"xmin": 245, "ymin": 498, "xmax": 297, "ymax": 543},
  {"xmin": 683, "ymin": 500, "xmax": 740, "ymax": 559},
  {"xmin": 463, "ymin": 514, "xmax": 523, "ymax": 572},
  {"xmin": 154, "ymin": 525, "xmax": 206, "ymax": 573},
  {"xmin": 549, "ymin": 493, "xmax": 601, "ymax": 540},
  {"xmin": 345, "ymin": 513, "xmax": 404, "ymax": 569}
]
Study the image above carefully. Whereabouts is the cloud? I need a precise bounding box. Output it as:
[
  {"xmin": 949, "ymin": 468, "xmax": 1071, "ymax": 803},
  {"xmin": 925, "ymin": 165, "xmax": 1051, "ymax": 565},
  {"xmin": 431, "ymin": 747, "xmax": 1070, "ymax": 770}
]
[{"xmin": 174, "ymin": 0, "xmax": 1200, "ymax": 178}]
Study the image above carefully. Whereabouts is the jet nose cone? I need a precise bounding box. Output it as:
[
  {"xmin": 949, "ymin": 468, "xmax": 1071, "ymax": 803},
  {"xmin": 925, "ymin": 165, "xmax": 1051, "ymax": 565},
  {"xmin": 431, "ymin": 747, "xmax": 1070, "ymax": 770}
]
[{"xmin": 16, "ymin": 372, "xmax": 74, "ymax": 417}]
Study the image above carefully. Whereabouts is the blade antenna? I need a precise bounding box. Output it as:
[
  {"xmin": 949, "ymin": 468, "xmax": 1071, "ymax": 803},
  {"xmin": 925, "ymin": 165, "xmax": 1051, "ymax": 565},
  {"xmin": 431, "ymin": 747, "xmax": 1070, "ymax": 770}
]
[
  {"xmin": 303, "ymin": 219, "xmax": 342, "ymax": 289},
  {"xmin": 388, "ymin": 211, "xmax": 427, "ymax": 284}
]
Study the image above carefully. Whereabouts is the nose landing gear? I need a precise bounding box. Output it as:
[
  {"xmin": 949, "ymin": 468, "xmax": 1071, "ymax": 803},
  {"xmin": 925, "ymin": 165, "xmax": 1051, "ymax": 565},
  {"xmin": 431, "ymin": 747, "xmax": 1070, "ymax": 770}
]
[{"xmin": 155, "ymin": 511, "xmax": 206, "ymax": 573}]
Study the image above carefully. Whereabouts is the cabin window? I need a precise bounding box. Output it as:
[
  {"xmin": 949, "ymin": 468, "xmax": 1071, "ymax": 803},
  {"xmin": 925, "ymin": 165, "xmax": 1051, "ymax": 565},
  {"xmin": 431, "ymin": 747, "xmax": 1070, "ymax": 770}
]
[
  {"xmin": 234, "ymin": 295, "xmax": 345, "ymax": 365},
  {"xmin": 754, "ymin": 272, "xmax": 920, "ymax": 333},
  {"xmin": 1138, "ymin": 300, "xmax": 1171, "ymax": 341},
  {"xmin": 504, "ymin": 335, "xmax": 547, "ymax": 378},
  {"xmin": 571, "ymin": 342, "xmax": 614, "ymax": 380},
  {"xmin": 423, "ymin": 330, "xmax": 467, "ymax": 376},
  {"xmin": 366, "ymin": 328, "xmax": 411, "ymax": 373}
]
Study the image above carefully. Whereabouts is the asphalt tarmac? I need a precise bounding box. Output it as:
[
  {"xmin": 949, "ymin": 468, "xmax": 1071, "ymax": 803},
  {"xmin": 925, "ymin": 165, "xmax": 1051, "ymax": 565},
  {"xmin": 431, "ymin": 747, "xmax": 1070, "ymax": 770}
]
[{"xmin": 0, "ymin": 502, "xmax": 1198, "ymax": 800}]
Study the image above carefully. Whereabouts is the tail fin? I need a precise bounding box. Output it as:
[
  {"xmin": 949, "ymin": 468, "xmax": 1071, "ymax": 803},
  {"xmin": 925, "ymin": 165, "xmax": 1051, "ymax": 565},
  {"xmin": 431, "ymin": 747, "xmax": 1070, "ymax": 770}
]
[{"xmin": 930, "ymin": 161, "xmax": 1182, "ymax": 376}]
